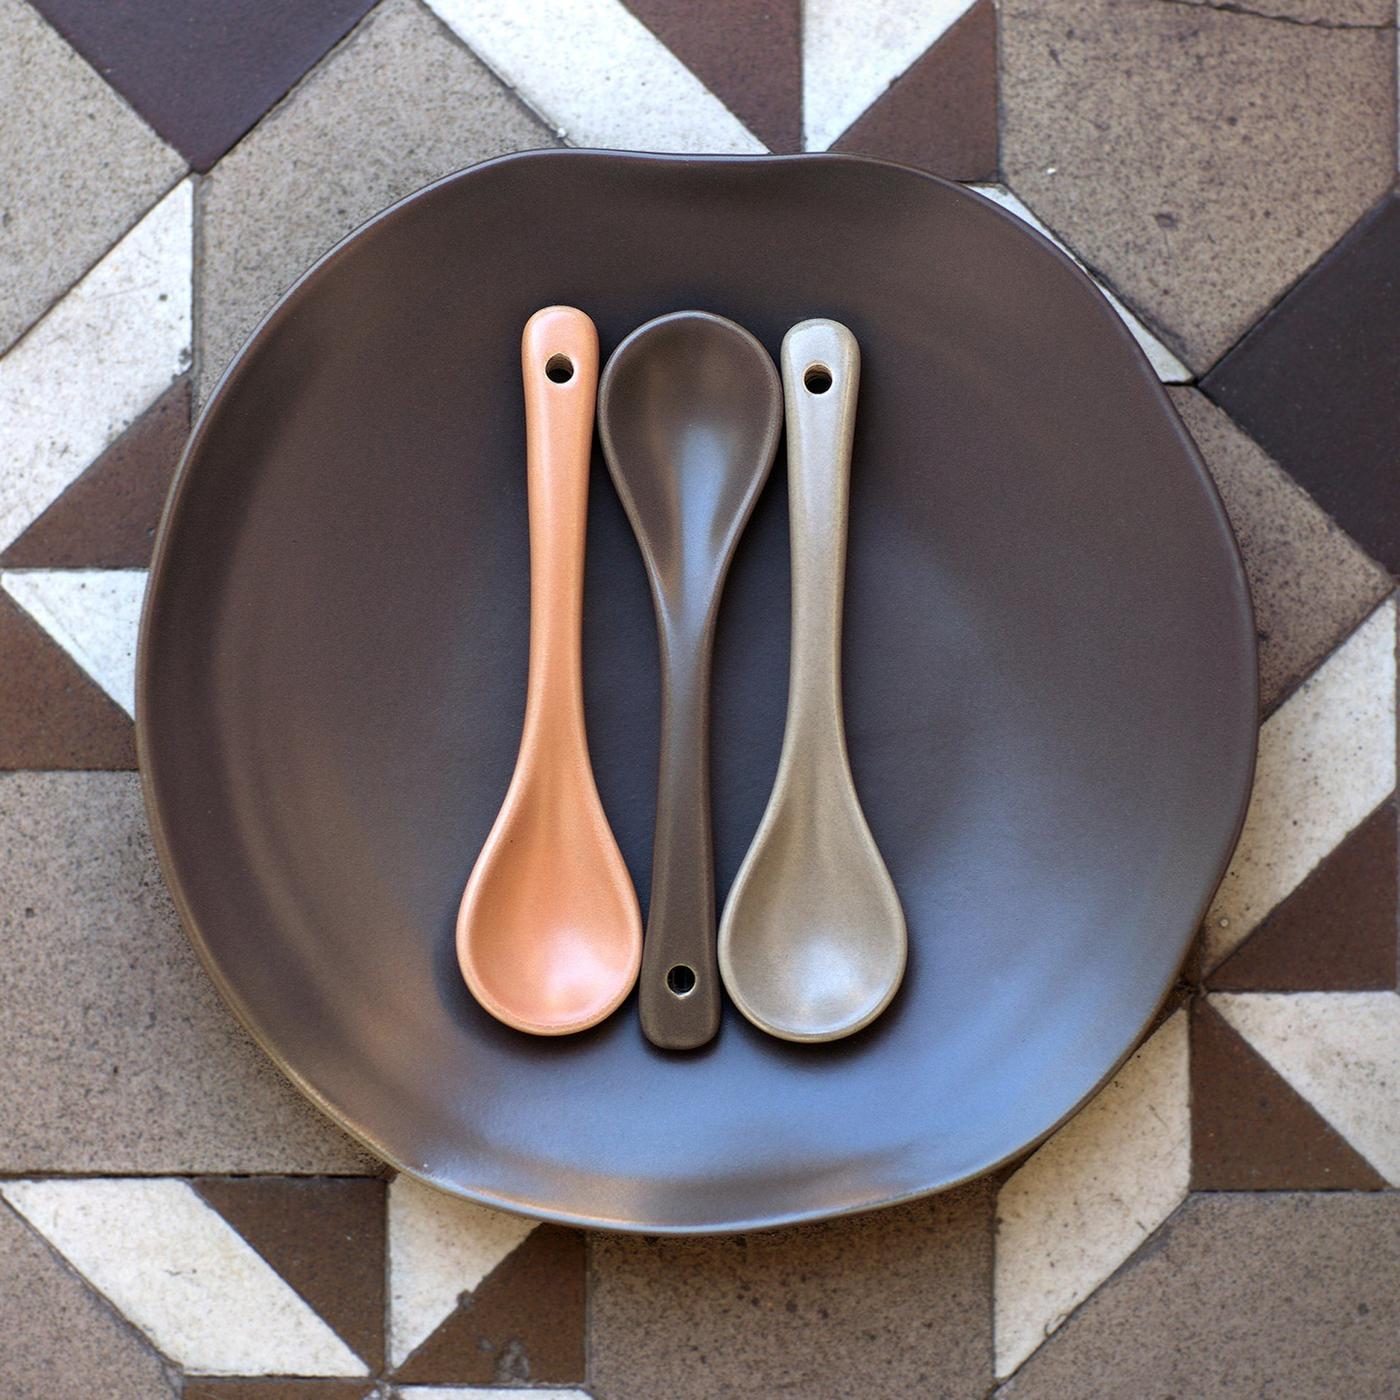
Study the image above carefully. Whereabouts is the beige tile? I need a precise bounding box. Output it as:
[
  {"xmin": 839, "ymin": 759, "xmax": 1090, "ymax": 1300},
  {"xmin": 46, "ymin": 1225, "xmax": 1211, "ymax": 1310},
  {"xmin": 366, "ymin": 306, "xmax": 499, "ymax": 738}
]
[
  {"xmin": 1214, "ymin": 991, "xmax": 1400, "ymax": 1185},
  {"xmin": 0, "ymin": 770, "xmax": 376, "ymax": 1173},
  {"xmin": 0, "ymin": 1201, "xmax": 176, "ymax": 1397},
  {"xmin": 995, "ymin": 1012, "xmax": 1190, "ymax": 1379},
  {"xmin": 197, "ymin": 0, "xmax": 553, "ymax": 404},
  {"xmin": 590, "ymin": 1181, "xmax": 993, "ymax": 1399},
  {"xmin": 0, "ymin": 0, "xmax": 183, "ymax": 353},
  {"xmin": 1169, "ymin": 388, "xmax": 1392, "ymax": 712},
  {"xmin": 1202, "ymin": 599, "xmax": 1397, "ymax": 969},
  {"xmin": 998, "ymin": 1194, "xmax": 1400, "ymax": 1399},
  {"xmin": 1001, "ymin": 0, "xmax": 1395, "ymax": 370},
  {"xmin": 3, "ymin": 1178, "xmax": 366, "ymax": 1376}
]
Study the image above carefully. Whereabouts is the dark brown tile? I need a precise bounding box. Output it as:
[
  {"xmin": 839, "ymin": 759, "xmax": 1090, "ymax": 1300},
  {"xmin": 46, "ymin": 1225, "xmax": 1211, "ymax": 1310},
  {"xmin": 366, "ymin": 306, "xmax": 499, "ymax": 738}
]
[
  {"xmin": 1168, "ymin": 388, "xmax": 1392, "ymax": 714},
  {"xmin": 392, "ymin": 1224, "xmax": 584, "ymax": 1384},
  {"xmin": 1204, "ymin": 192, "xmax": 1400, "ymax": 572},
  {"xmin": 832, "ymin": 0, "xmax": 997, "ymax": 181},
  {"xmin": 622, "ymin": 0, "xmax": 800, "ymax": 151},
  {"xmin": 193, "ymin": 1177, "xmax": 386, "ymax": 1371},
  {"xmin": 998, "ymin": 1193, "xmax": 1400, "ymax": 1398},
  {"xmin": 29, "ymin": 0, "xmax": 377, "ymax": 170},
  {"xmin": 0, "ymin": 591, "xmax": 134, "ymax": 769},
  {"xmin": 2, "ymin": 378, "xmax": 189, "ymax": 569},
  {"xmin": 1210, "ymin": 801, "xmax": 1398, "ymax": 993},
  {"xmin": 590, "ymin": 1182, "xmax": 993, "ymax": 1399},
  {"xmin": 183, "ymin": 1383, "xmax": 375, "ymax": 1400},
  {"xmin": 1190, "ymin": 1000, "xmax": 1385, "ymax": 1190}
]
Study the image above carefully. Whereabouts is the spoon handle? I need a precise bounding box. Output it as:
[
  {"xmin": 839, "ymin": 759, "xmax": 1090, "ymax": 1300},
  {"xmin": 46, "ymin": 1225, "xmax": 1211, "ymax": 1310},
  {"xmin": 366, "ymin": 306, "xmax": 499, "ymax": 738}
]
[
  {"xmin": 640, "ymin": 625, "xmax": 721, "ymax": 1050},
  {"xmin": 518, "ymin": 307, "xmax": 599, "ymax": 760},
  {"xmin": 780, "ymin": 319, "xmax": 860, "ymax": 756}
]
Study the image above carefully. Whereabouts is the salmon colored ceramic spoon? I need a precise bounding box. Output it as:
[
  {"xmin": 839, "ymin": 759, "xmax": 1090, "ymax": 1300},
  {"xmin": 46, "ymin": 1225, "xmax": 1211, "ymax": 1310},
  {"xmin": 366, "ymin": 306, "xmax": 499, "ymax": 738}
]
[
  {"xmin": 599, "ymin": 311, "xmax": 782, "ymax": 1051},
  {"xmin": 718, "ymin": 318, "xmax": 907, "ymax": 1043},
  {"xmin": 457, "ymin": 306, "xmax": 642, "ymax": 1035}
]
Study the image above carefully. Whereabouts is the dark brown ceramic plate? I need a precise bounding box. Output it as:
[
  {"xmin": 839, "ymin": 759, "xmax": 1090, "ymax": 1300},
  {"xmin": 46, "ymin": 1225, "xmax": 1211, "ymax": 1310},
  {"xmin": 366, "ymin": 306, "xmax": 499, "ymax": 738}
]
[{"xmin": 138, "ymin": 149, "xmax": 1256, "ymax": 1233}]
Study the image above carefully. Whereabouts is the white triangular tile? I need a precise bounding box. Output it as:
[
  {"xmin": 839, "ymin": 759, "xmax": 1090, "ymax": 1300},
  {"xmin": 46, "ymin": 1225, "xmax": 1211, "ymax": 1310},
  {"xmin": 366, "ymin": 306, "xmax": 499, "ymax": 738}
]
[
  {"xmin": 804, "ymin": 0, "xmax": 977, "ymax": 150},
  {"xmin": 388, "ymin": 1174, "xmax": 538, "ymax": 1366},
  {"xmin": 994, "ymin": 1011, "xmax": 1190, "ymax": 1379},
  {"xmin": 426, "ymin": 0, "xmax": 764, "ymax": 153},
  {"xmin": 0, "ymin": 1178, "xmax": 366, "ymax": 1376},
  {"xmin": 0, "ymin": 180, "xmax": 192, "ymax": 552},
  {"xmin": 2, "ymin": 569, "xmax": 146, "ymax": 718},
  {"xmin": 969, "ymin": 184, "xmax": 1192, "ymax": 382},
  {"xmin": 1203, "ymin": 599, "xmax": 1396, "ymax": 970},
  {"xmin": 1214, "ymin": 991, "xmax": 1400, "ymax": 1185}
]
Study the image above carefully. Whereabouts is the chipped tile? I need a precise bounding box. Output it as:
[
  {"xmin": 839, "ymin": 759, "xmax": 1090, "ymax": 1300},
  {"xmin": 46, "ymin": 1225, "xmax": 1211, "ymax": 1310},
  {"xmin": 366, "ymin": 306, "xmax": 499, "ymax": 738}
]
[
  {"xmin": 0, "ymin": 591, "xmax": 134, "ymax": 770},
  {"xmin": 426, "ymin": 0, "xmax": 764, "ymax": 153},
  {"xmin": 998, "ymin": 1194, "xmax": 1400, "ymax": 1399},
  {"xmin": 393, "ymin": 1226, "xmax": 584, "ymax": 1385},
  {"xmin": 622, "ymin": 0, "xmax": 800, "ymax": 150},
  {"xmin": 970, "ymin": 184, "xmax": 1191, "ymax": 381},
  {"xmin": 2, "ymin": 569, "xmax": 145, "ymax": 717},
  {"xmin": 195, "ymin": 1178, "xmax": 387, "ymax": 1372},
  {"xmin": 1, "ymin": 1178, "xmax": 366, "ymax": 1376},
  {"xmin": 0, "ymin": 179, "xmax": 191, "ymax": 551},
  {"xmin": 0, "ymin": 0, "xmax": 183, "ymax": 352},
  {"xmin": 0, "ymin": 771, "xmax": 374, "ymax": 1173},
  {"xmin": 1213, "ymin": 991, "xmax": 1400, "ymax": 1185},
  {"xmin": 1, "ymin": 377, "xmax": 189, "ymax": 568},
  {"xmin": 1190, "ymin": 999, "xmax": 1386, "ymax": 1190},
  {"xmin": 803, "ymin": 0, "xmax": 979, "ymax": 151},
  {"xmin": 1211, "ymin": 801, "xmax": 1398, "ymax": 992},
  {"xmin": 1168, "ymin": 388, "xmax": 1392, "ymax": 712},
  {"xmin": 197, "ymin": 0, "xmax": 552, "ymax": 404},
  {"xmin": 0, "ymin": 1199, "xmax": 175, "ymax": 1398},
  {"xmin": 1204, "ymin": 191, "xmax": 1400, "ymax": 573},
  {"xmin": 994, "ymin": 1012, "xmax": 1189, "ymax": 1380},
  {"xmin": 30, "ymin": 0, "xmax": 377, "ymax": 170},
  {"xmin": 1000, "ymin": 0, "xmax": 1396, "ymax": 370},
  {"xmin": 1201, "ymin": 600, "xmax": 1397, "ymax": 971},
  {"xmin": 831, "ymin": 0, "xmax": 997, "ymax": 181},
  {"xmin": 387, "ymin": 1175, "xmax": 536, "ymax": 1369},
  {"xmin": 591, "ymin": 1182, "xmax": 993, "ymax": 1399}
]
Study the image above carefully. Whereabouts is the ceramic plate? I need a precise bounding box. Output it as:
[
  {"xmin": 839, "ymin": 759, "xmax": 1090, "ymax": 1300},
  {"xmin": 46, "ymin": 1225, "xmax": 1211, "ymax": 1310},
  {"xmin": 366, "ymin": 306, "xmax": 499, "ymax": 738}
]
[{"xmin": 139, "ymin": 150, "xmax": 1256, "ymax": 1233}]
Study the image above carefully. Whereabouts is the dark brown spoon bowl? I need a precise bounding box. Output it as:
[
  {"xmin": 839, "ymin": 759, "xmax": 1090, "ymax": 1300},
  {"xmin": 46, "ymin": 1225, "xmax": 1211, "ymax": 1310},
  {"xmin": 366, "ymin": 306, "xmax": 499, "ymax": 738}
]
[
  {"xmin": 138, "ymin": 149, "xmax": 1256, "ymax": 1233},
  {"xmin": 599, "ymin": 312, "xmax": 781, "ymax": 1051}
]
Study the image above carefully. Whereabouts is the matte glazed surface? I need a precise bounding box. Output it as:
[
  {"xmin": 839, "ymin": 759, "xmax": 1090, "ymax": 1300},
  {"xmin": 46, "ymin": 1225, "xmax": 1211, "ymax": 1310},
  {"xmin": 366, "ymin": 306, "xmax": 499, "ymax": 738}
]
[
  {"xmin": 138, "ymin": 149, "xmax": 1256, "ymax": 1232},
  {"xmin": 457, "ymin": 307, "xmax": 642, "ymax": 1036},
  {"xmin": 599, "ymin": 311, "xmax": 781, "ymax": 1050},
  {"xmin": 719, "ymin": 319, "xmax": 907, "ymax": 1043}
]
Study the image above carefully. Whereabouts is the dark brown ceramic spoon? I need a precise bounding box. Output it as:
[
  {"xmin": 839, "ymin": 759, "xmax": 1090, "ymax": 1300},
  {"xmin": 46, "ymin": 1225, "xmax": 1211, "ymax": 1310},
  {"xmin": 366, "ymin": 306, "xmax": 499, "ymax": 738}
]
[{"xmin": 599, "ymin": 311, "xmax": 782, "ymax": 1050}]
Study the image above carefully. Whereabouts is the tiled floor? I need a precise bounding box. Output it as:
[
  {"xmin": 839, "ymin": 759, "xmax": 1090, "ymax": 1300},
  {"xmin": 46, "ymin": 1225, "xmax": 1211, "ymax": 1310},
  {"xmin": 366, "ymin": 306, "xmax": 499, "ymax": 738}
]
[{"xmin": 1, "ymin": 0, "xmax": 1397, "ymax": 1394}]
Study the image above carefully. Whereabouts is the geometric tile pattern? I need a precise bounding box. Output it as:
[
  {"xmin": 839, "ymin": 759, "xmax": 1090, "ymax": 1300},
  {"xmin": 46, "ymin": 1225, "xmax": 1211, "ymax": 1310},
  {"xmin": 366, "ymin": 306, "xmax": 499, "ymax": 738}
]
[
  {"xmin": 994, "ymin": 1012, "xmax": 1190, "ymax": 1379},
  {"xmin": 1204, "ymin": 191, "xmax": 1400, "ymax": 572},
  {"xmin": 28, "ymin": 0, "xmax": 377, "ymax": 170},
  {"xmin": 3, "ymin": 1, "xmax": 1400, "ymax": 1394}
]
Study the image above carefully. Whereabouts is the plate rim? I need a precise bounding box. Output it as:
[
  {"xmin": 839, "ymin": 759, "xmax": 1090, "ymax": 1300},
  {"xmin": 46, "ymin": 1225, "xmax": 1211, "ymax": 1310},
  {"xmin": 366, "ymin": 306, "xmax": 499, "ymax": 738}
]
[{"xmin": 136, "ymin": 147, "xmax": 1258, "ymax": 1234}]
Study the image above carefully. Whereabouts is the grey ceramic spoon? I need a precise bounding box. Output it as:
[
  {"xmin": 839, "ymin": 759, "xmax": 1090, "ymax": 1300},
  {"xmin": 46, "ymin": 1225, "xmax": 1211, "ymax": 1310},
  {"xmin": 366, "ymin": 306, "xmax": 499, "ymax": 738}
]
[
  {"xmin": 599, "ymin": 311, "xmax": 782, "ymax": 1050},
  {"xmin": 718, "ymin": 318, "xmax": 907, "ymax": 1043}
]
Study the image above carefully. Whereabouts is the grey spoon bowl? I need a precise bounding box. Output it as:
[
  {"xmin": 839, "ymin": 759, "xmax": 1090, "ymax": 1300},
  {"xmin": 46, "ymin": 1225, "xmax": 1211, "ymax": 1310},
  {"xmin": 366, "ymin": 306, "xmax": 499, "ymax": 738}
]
[{"xmin": 718, "ymin": 318, "xmax": 907, "ymax": 1043}]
